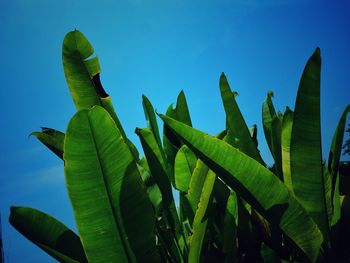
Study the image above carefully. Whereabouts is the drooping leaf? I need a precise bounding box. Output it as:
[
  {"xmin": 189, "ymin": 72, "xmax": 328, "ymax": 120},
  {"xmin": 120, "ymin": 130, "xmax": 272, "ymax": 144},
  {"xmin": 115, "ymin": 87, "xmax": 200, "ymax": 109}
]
[
  {"xmin": 62, "ymin": 31, "xmax": 138, "ymax": 160},
  {"xmin": 219, "ymin": 73, "xmax": 264, "ymax": 164},
  {"xmin": 64, "ymin": 106, "xmax": 158, "ymax": 263},
  {"xmin": 9, "ymin": 206, "xmax": 87, "ymax": 263},
  {"xmin": 290, "ymin": 48, "xmax": 330, "ymax": 241},
  {"xmin": 281, "ymin": 107, "xmax": 294, "ymax": 193},
  {"xmin": 160, "ymin": 114, "xmax": 323, "ymax": 262},
  {"xmin": 62, "ymin": 30, "xmax": 102, "ymax": 110},
  {"xmin": 30, "ymin": 128, "xmax": 65, "ymax": 159}
]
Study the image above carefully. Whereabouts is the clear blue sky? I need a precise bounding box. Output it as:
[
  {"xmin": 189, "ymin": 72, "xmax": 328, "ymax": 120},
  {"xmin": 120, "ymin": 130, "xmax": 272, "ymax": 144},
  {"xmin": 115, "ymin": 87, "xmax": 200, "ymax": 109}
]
[{"xmin": 1, "ymin": 0, "xmax": 349, "ymax": 262}]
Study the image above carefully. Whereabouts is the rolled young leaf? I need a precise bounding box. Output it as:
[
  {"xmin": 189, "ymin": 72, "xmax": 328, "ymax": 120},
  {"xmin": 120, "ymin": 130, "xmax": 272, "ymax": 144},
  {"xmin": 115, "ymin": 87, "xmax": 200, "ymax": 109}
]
[
  {"xmin": 9, "ymin": 206, "xmax": 87, "ymax": 263},
  {"xmin": 64, "ymin": 106, "xmax": 158, "ymax": 263},
  {"xmin": 160, "ymin": 114, "xmax": 323, "ymax": 262}
]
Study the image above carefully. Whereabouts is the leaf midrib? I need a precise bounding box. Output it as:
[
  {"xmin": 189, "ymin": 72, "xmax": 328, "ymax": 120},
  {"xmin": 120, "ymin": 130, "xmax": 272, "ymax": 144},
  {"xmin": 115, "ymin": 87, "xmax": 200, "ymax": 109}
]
[{"xmin": 86, "ymin": 112, "xmax": 132, "ymax": 262}]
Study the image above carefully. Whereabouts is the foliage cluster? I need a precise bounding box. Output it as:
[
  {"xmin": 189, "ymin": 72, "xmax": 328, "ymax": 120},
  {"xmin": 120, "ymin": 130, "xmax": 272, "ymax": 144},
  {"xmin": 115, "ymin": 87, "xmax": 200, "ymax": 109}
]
[{"xmin": 9, "ymin": 31, "xmax": 350, "ymax": 263}]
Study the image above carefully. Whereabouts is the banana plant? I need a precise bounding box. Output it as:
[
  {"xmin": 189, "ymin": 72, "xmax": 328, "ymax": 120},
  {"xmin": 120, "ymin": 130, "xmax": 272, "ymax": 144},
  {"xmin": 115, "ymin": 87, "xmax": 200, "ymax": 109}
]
[{"xmin": 9, "ymin": 30, "xmax": 350, "ymax": 263}]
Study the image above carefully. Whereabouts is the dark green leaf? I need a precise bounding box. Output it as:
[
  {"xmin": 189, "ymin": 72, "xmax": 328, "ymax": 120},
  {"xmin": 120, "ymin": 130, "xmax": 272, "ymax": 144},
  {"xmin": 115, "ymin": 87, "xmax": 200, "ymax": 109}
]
[
  {"xmin": 64, "ymin": 106, "xmax": 158, "ymax": 263},
  {"xmin": 9, "ymin": 206, "xmax": 87, "ymax": 263},
  {"xmin": 31, "ymin": 128, "xmax": 65, "ymax": 159},
  {"xmin": 160, "ymin": 114, "xmax": 323, "ymax": 262},
  {"xmin": 290, "ymin": 48, "xmax": 329, "ymax": 241}
]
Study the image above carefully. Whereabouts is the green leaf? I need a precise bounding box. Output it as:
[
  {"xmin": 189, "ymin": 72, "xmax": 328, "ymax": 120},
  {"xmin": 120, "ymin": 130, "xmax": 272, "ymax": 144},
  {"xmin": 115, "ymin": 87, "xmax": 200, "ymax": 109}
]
[
  {"xmin": 328, "ymin": 105, "xmax": 350, "ymax": 195},
  {"xmin": 135, "ymin": 127, "xmax": 181, "ymax": 246},
  {"xmin": 30, "ymin": 128, "xmax": 65, "ymax": 159},
  {"xmin": 290, "ymin": 48, "xmax": 329, "ymax": 242},
  {"xmin": 281, "ymin": 107, "xmax": 294, "ymax": 193},
  {"xmin": 175, "ymin": 145, "xmax": 197, "ymax": 192},
  {"xmin": 176, "ymin": 90, "xmax": 192, "ymax": 127},
  {"xmin": 271, "ymin": 116, "xmax": 283, "ymax": 180},
  {"xmin": 64, "ymin": 106, "xmax": 158, "ymax": 263},
  {"xmin": 219, "ymin": 73, "xmax": 264, "ymax": 164},
  {"xmin": 249, "ymin": 124, "xmax": 258, "ymax": 147},
  {"xmin": 9, "ymin": 206, "xmax": 87, "ymax": 263},
  {"xmin": 136, "ymin": 128, "xmax": 173, "ymax": 206},
  {"xmin": 137, "ymin": 161, "xmax": 162, "ymax": 213},
  {"xmin": 188, "ymin": 170, "xmax": 216, "ymax": 263},
  {"xmin": 100, "ymin": 96, "xmax": 139, "ymax": 160},
  {"xmin": 262, "ymin": 91, "xmax": 277, "ymax": 156},
  {"xmin": 142, "ymin": 95, "xmax": 162, "ymax": 150},
  {"xmin": 222, "ymin": 191, "xmax": 238, "ymax": 263},
  {"xmin": 160, "ymin": 114, "xmax": 323, "ymax": 262},
  {"xmin": 62, "ymin": 30, "xmax": 102, "ymax": 110},
  {"xmin": 186, "ymin": 131, "xmax": 227, "ymax": 220}
]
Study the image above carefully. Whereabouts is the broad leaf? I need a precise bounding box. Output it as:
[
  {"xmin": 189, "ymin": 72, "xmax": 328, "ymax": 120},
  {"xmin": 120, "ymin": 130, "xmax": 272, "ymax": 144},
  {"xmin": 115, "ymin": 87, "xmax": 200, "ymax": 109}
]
[
  {"xmin": 290, "ymin": 48, "xmax": 329, "ymax": 241},
  {"xmin": 9, "ymin": 206, "xmax": 87, "ymax": 263},
  {"xmin": 160, "ymin": 114, "xmax": 323, "ymax": 262},
  {"xmin": 31, "ymin": 128, "xmax": 65, "ymax": 159},
  {"xmin": 64, "ymin": 106, "xmax": 158, "ymax": 263}
]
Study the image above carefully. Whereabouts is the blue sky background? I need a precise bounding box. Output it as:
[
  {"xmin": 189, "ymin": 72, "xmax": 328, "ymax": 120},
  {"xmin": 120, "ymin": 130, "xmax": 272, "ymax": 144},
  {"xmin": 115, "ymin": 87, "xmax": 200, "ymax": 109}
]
[{"xmin": 1, "ymin": 0, "xmax": 349, "ymax": 262}]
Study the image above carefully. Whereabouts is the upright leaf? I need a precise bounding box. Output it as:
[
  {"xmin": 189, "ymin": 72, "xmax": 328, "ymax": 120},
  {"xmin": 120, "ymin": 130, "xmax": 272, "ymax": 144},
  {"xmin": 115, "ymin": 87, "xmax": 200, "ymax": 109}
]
[
  {"xmin": 142, "ymin": 95, "xmax": 162, "ymax": 150},
  {"xmin": 160, "ymin": 114, "xmax": 323, "ymax": 262},
  {"xmin": 9, "ymin": 206, "xmax": 87, "ymax": 263},
  {"xmin": 221, "ymin": 191, "xmax": 238, "ymax": 263},
  {"xmin": 328, "ymin": 105, "xmax": 350, "ymax": 193},
  {"xmin": 271, "ymin": 116, "xmax": 283, "ymax": 180},
  {"xmin": 64, "ymin": 106, "xmax": 157, "ymax": 263},
  {"xmin": 290, "ymin": 48, "xmax": 329, "ymax": 241},
  {"xmin": 281, "ymin": 108, "xmax": 294, "ymax": 193},
  {"xmin": 262, "ymin": 91, "xmax": 277, "ymax": 155},
  {"xmin": 176, "ymin": 90, "xmax": 192, "ymax": 127},
  {"xmin": 188, "ymin": 170, "xmax": 216, "ymax": 263},
  {"xmin": 219, "ymin": 73, "xmax": 264, "ymax": 164}
]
